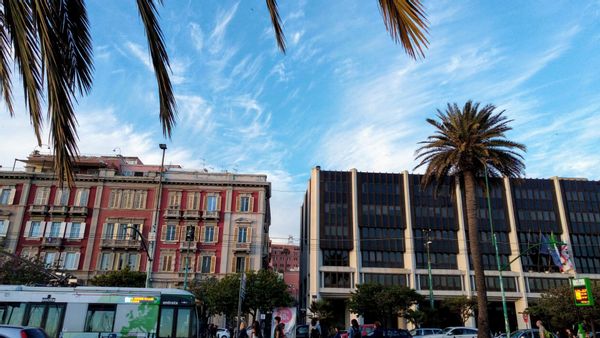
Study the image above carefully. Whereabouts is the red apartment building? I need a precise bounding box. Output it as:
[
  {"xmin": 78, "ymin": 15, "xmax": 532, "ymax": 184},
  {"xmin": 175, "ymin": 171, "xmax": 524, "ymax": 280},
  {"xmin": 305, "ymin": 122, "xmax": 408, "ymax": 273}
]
[
  {"xmin": 269, "ymin": 243, "xmax": 300, "ymax": 301},
  {"xmin": 0, "ymin": 151, "xmax": 271, "ymax": 287}
]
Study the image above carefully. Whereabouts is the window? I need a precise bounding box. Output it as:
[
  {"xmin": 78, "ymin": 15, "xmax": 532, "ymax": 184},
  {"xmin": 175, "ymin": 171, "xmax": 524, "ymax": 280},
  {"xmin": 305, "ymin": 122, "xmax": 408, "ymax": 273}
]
[
  {"xmin": 63, "ymin": 252, "xmax": 79, "ymax": 270},
  {"xmin": 108, "ymin": 189, "xmax": 121, "ymax": 208},
  {"xmin": 44, "ymin": 252, "xmax": 56, "ymax": 268},
  {"xmin": 180, "ymin": 256, "xmax": 192, "ymax": 272},
  {"xmin": 165, "ymin": 224, "xmax": 177, "ymax": 241},
  {"xmin": 29, "ymin": 221, "xmax": 43, "ymax": 237},
  {"xmin": 0, "ymin": 186, "xmax": 14, "ymax": 205},
  {"xmin": 168, "ymin": 191, "xmax": 182, "ymax": 209},
  {"xmin": 85, "ymin": 304, "xmax": 116, "ymax": 332},
  {"xmin": 74, "ymin": 188, "xmax": 89, "ymax": 207},
  {"xmin": 206, "ymin": 195, "xmax": 217, "ymax": 211},
  {"xmin": 237, "ymin": 227, "xmax": 248, "ymax": 243},
  {"xmin": 0, "ymin": 303, "xmax": 27, "ymax": 325},
  {"xmin": 68, "ymin": 222, "xmax": 82, "ymax": 239},
  {"xmin": 103, "ymin": 223, "xmax": 115, "ymax": 239},
  {"xmin": 0, "ymin": 220, "xmax": 8, "ymax": 237},
  {"xmin": 127, "ymin": 253, "xmax": 139, "ymax": 270},
  {"xmin": 201, "ymin": 256, "xmax": 212, "ymax": 273},
  {"xmin": 34, "ymin": 187, "xmax": 50, "ymax": 205},
  {"xmin": 99, "ymin": 253, "xmax": 112, "ymax": 271},
  {"xmin": 48, "ymin": 222, "xmax": 62, "ymax": 238},
  {"xmin": 160, "ymin": 254, "xmax": 175, "ymax": 272},
  {"xmin": 204, "ymin": 226, "xmax": 215, "ymax": 243},
  {"xmin": 23, "ymin": 303, "xmax": 66, "ymax": 338},
  {"xmin": 159, "ymin": 308, "xmax": 175, "ymax": 338},
  {"xmin": 130, "ymin": 224, "xmax": 142, "ymax": 240},
  {"xmin": 108, "ymin": 189, "xmax": 146, "ymax": 209},
  {"xmin": 54, "ymin": 188, "xmax": 69, "ymax": 206},
  {"xmin": 187, "ymin": 192, "xmax": 200, "ymax": 210},
  {"xmin": 322, "ymin": 250, "xmax": 349, "ymax": 266},
  {"xmin": 132, "ymin": 190, "xmax": 147, "ymax": 209},
  {"xmin": 235, "ymin": 256, "xmax": 247, "ymax": 273},
  {"xmin": 239, "ymin": 196, "xmax": 250, "ymax": 212},
  {"xmin": 116, "ymin": 224, "xmax": 128, "ymax": 240},
  {"xmin": 323, "ymin": 272, "xmax": 351, "ymax": 288}
]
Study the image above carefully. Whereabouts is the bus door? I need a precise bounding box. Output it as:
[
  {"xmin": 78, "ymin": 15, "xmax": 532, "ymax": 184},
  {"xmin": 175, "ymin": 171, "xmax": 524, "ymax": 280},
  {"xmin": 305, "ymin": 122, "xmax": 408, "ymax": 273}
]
[
  {"xmin": 24, "ymin": 303, "xmax": 66, "ymax": 338},
  {"xmin": 158, "ymin": 295, "xmax": 198, "ymax": 338}
]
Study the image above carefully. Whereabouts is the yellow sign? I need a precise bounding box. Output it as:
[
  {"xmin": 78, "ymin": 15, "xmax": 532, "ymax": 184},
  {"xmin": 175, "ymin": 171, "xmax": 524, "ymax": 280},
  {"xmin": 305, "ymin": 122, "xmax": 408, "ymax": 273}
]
[
  {"xmin": 125, "ymin": 296, "xmax": 157, "ymax": 304},
  {"xmin": 573, "ymin": 278, "xmax": 594, "ymax": 307}
]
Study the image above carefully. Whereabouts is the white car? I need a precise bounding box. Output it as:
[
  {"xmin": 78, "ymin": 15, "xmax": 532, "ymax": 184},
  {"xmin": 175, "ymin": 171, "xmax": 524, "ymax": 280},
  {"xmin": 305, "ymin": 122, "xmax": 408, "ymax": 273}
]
[
  {"xmin": 411, "ymin": 328, "xmax": 444, "ymax": 338},
  {"xmin": 430, "ymin": 327, "xmax": 478, "ymax": 338}
]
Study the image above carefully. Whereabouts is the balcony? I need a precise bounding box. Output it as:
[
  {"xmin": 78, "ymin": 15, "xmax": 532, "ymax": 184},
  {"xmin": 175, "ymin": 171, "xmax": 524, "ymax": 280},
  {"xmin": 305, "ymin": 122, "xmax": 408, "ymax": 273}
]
[
  {"xmin": 69, "ymin": 206, "xmax": 88, "ymax": 216},
  {"xmin": 182, "ymin": 210, "xmax": 201, "ymax": 219},
  {"xmin": 179, "ymin": 241, "xmax": 198, "ymax": 250},
  {"xmin": 29, "ymin": 205, "xmax": 48, "ymax": 214},
  {"xmin": 100, "ymin": 238, "xmax": 142, "ymax": 249},
  {"xmin": 41, "ymin": 237, "xmax": 64, "ymax": 247},
  {"xmin": 49, "ymin": 205, "xmax": 69, "ymax": 214},
  {"xmin": 234, "ymin": 242, "xmax": 251, "ymax": 252},
  {"xmin": 202, "ymin": 210, "xmax": 219, "ymax": 220},
  {"xmin": 164, "ymin": 208, "xmax": 181, "ymax": 219}
]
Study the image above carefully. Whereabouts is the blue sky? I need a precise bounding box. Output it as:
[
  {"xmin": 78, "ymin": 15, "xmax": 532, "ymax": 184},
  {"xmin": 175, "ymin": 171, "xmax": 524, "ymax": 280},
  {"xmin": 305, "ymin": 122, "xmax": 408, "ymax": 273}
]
[{"xmin": 1, "ymin": 1, "xmax": 600, "ymax": 242}]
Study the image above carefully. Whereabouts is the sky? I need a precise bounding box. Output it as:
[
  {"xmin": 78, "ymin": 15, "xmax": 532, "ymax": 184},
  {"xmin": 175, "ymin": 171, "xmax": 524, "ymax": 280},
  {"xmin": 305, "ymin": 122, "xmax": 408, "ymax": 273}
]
[{"xmin": 1, "ymin": 1, "xmax": 600, "ymax": 244}]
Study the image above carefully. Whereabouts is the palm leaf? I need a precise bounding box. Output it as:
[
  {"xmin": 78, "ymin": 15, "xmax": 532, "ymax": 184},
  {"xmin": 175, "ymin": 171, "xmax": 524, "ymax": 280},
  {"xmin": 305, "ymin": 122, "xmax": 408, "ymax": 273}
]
[
  {"xmin": 265, "ymin": 0, "xmax": 286, "ymax": 53},
  {"xmin": 378, "ymin": 0, "xmax": 429, "ymax": 59},
  {"xmin": 0, "ymin": 13, "xmax": 15, "ymax": 116},
  {"xmin": 136, "ymin": 0, "xmax": 177, "ymax": 137}
]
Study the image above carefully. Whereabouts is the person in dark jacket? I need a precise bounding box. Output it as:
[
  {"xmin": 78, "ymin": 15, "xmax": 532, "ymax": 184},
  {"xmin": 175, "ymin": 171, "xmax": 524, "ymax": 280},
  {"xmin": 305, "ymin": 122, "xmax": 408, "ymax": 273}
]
[{"xmin": 371, "ymin": 321, "xmax": 384, "ymax": 338}]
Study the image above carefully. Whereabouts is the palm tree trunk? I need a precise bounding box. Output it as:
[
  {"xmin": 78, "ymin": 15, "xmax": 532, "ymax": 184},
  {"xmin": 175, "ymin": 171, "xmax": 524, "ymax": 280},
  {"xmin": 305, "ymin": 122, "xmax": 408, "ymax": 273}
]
[{"xmin": 464, "ymin": 171, "xmax": 490, "ymax": 338}]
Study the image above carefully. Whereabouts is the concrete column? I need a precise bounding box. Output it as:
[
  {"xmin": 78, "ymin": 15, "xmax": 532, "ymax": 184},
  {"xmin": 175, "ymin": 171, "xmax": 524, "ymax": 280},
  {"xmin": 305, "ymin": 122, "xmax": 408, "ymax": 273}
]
[
  {"xmin": 402, "ymin": 171, "xmax": 417, "ymax": 289},
  {"xmin": 309, "ymin": 167, "xmax": 321, "ymax": 302},
  {"xmin": 83, "ymin": 184, "xmax": 103, "ymax": 272},
  {"xmin": 8, "ymin": 181, "xmax": 31, "ymax": 253},
  {"xmin": 503, "ymin": 177, "xmax": 529, "ymax": 329},
  {"xmin": 551, "ymin": 177, "xmax": 574, "ymax": 253},
  {"xmin": 454, "ymin": 178, "xmax": 475, "ymax": 327},
  {"xmin": 349, "ymin": 169, "xmax": 361, "ymax": 289}
]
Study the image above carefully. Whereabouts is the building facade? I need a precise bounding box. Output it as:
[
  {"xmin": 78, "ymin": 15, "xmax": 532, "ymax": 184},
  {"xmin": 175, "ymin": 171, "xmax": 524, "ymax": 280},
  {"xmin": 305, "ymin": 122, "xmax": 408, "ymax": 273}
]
[
  {"xmin": 0, "ymin": 152, "xmax": 271, "ymax": 287},
  {"xmin": 299, "ymin": 167, "xmax": 600, "ymax": 330},
  {"xmin": 270, "ymin": 243, "xmax": 300, "ymax": 301}
]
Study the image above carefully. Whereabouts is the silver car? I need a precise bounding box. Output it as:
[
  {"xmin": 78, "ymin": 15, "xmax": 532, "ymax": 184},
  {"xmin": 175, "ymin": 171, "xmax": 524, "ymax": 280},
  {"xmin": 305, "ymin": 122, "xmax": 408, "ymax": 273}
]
[
  {"xmin": 430, "ymin": 327, "xmax": 478, "ymax": 338},
  {"xmin": 411, "ymin": 328, "xmax": 444, "ymax": 338},
  {"xmin": 0, "ymin": 325, "xmax": 49, "ymax": 338}
]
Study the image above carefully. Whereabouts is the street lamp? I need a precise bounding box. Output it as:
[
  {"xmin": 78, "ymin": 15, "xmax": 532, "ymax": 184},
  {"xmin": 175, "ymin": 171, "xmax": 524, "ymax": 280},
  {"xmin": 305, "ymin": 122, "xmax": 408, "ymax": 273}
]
[
  {"xmin": 424, "ymin": 229, "xmax": 434, "ymax": 309},
  {"xmin": 483, "ymin": 163, "xmax": 510, "ymax": 337},
  {"xmin": 183, "ymin": 227, "xmax": 193, "ymax": 290},
  {"xmin": 146, "ymin": 143, "xmax": 167, "ymax": 288}
]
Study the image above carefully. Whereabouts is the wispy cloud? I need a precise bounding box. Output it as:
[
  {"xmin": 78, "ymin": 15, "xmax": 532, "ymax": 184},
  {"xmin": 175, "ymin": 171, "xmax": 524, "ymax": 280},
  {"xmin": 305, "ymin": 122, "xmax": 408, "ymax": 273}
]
[
  {"xmin": 125, "ymin": 41, "xmax": 152, "ymax": 71},
  {"xmin": 208, "ymin": 2, "xmax": 239, "ymax": 55},
  {"xmin": 189, "ymin": 23, "xmax": 204, "ymax": 52}
]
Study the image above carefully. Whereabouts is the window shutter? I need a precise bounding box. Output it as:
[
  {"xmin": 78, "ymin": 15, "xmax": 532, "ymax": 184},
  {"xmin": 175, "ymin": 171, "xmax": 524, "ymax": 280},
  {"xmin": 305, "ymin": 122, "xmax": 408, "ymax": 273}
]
[
  {"xmin": 200, "ymin": 226, "xmax": 206, "ymax": 243},
  {"xmin": 249, "ymin": 196, "xmax": 254, "ymax": 213},
  {"xmin": 216, "ymin": 195, "xmax": 222, "ymax": 211},
  {"xmin": 236, "ymin": 195, "xmax": 240, "ymax": 212},
  {"xmin": 108, "ymin": 253, "xmax": 115, "ymax": 270},
  {"xmin": 8, "ymin": 187, "xmax": 16, "ymax": 205},
  {"xmin": 73, "ymin": 253, "xmax": 81, "ymax": 270},
  {"xmin": 24, "ymin": 221, "xmax": 31, "ymax": 238},
  {"xmin": 177, "ymin": 225, "xmax": 185, "ymax": 241},
  {"xmin": 43, "ymin": 222, "xmax": 52, "ymax": 238},
  {"xmin": 142, "ymin": 191, "xmax": 148, "ymax": 209},
  {"xmin": 245, "ymin": 256, "xmax": 250, "ymax": 271},
  {"xmin": 134, "ymin": 254, "xmax": 141, "ymax": 271},
  {"xmin": 210, "ymin": 256, "xmax": 216, "ymax": 273},
  {"xmin": 161, "ymin": 225, "xmax": 167, "ymax": 242},
  {"xmin": 59, "ymin": 222, "xmax": 67, "ymax": 238},
  {"xmin": 0, "ymin": 220, "xmax": 9, "ymax": 236},
  {"xmin": 231, "ymin": 256, "xmax": 236, "ymax": 273},
  {"xmin": 233, "ymin": 226, "xmax": 239, "ymax": 243},
  {"xmin": 214, "ymin": 227, "xmax": 220, "ymax": 243},
  {"xmin": 194, "ymin": 226, "xmax": 200, "ymax": 242},
  {"xmin": 159, "ymin": 255, "xmax": 165, "ymax": 271},
  {"xmin": 247, "ymin": 227, "xmax": 253, "ymax": 244},
  {"xmin": 78, "ymin": 223, "xmax": 86, "ymax": 239},
  {"xmin": 58, "ymin": 252, "xmax": 66, "ymax": 268},
  {"xmin": 65, "ymin": 223, "xmax": 72, "ymax": 239},
  {"xmin": 202, "ymin": 194, "xmax": 207, "ymax": 211}
]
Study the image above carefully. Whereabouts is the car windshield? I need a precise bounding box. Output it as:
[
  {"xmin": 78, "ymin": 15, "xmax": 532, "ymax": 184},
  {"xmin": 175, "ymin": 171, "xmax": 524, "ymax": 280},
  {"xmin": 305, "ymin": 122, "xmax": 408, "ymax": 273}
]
[{"xmin": 443, "ymin": 328, "xmax": 453, "ymax": 334}]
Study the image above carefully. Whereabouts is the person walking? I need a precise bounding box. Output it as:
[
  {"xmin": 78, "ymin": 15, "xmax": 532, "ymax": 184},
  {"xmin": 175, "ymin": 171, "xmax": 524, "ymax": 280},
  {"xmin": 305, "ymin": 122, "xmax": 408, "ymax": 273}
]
[
  {"xmin": 249, "ymin": 321, "xmax": 262, "ymax": 338},
  {"xmin": 310, "ymin": 318, "xmax": 321, "ymax": 338},
  {"xmin": 537, "ymin": 320, "xmax": 548, "ymax": 338},
  {"xmin": 274, "ymin": 316, "xmax": 285, "ymax": 338},
  {"xmin": 372, "ymin": 321, "xmax": 384, "ymax": 338},
  {"xmin": 348, "ymin": 319, "xmax": 361, "ymax": 338},
  {"xmin": 239, "ymin": 322, "xmax": 249, "ymax": 338}
]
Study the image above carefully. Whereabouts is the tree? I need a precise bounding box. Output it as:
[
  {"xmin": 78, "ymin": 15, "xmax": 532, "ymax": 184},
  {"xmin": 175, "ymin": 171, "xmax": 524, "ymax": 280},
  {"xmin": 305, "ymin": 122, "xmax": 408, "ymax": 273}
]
[
  {"xmin": 0, "ymin": 255, "xmax": 52, "ymax": 285},
  {"xmin": 415, "ymin": 101, "xmax": 526, "ymax": 338},
  {"xmin": 527, "ymin": 284, "xmax": 600, "ymax": 337},
  {"xmin": 89, "ymin": 267, "xmax": 146, "ymax": 287},
  {"xmin": 244, "ymin": 269, "xmax": 293, "ymax": 318},
  {"xmin": 348, "ymin": 283, "xmax": 424, "ymax": 328},
  {"xmin": 444, "ymin": 296, "xmax": 477, "ymax": 325},
  {"xmin": 2, "ymin": 0, "xmax": 428, "ymax": 186}
]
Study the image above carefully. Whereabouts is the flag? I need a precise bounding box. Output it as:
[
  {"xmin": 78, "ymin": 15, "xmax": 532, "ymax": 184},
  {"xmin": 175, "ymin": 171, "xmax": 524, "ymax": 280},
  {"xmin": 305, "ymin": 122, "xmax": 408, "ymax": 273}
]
[
  {"xmin": 558, "ymin": 243, "xmax": 576, "ymax": 274},
  {"xmin": 540, "ymin": 234, "xmax": 562, "ymax": 269}
]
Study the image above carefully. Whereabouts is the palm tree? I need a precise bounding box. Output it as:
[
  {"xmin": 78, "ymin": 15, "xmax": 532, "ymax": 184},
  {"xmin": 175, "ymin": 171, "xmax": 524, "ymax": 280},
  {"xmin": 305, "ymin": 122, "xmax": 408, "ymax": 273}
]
[
  {"xmin": 2, "ymin": 0, "xmax": 428, "ymax": 185},
  {"xmin": 414, "ymin": 101, "xmax": 526, "ymax": 338}
]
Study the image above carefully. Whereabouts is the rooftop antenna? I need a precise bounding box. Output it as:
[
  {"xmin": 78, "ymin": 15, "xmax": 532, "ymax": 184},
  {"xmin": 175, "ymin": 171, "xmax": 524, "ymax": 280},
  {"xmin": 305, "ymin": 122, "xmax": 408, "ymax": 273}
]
[{"xmin": 288, "ymin": 235, "xmax": 294, "ymax": 244}]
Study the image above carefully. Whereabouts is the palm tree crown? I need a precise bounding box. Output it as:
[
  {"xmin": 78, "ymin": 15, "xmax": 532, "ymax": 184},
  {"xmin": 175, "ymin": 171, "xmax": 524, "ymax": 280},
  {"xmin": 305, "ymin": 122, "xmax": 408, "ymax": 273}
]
[{"xmin": 415, "ymin": 100, "xmax": 526, "ymax": 185}]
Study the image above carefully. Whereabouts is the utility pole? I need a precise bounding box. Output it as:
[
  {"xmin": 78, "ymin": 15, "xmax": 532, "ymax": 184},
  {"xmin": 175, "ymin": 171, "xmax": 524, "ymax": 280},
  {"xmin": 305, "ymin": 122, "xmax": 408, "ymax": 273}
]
[
  {"xmin": 424, "ymin": 229, "xmax": 434, "ymax": 309},
  {"xmin": 146, "ymin": 143, "xmax": 167, "ymax": 288},
  {"xmin": 183, "ymin": 227, "xmax": 193, "ymax": 290}
]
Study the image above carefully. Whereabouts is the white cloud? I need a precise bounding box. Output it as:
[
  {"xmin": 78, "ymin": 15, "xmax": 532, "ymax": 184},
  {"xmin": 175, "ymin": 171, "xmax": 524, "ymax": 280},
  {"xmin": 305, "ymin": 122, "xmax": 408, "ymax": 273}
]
[
  {"xmin": 125, "ymin": 41, "xmax": 152, "ymax": 71},
  {"xmin": 208, "ymin": 2, "xmax": 239, "ymax": 55},
  {"xmin": 189, "ymin": 23, "xmax": 204, "ymax": 52}
]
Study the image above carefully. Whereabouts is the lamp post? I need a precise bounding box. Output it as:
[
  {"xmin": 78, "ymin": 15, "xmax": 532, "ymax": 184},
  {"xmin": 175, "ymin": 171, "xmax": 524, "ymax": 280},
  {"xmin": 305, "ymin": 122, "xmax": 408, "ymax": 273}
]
[
  {"xmin": 146, "ymin": 143, "xmax": 167, "ymax": 288},
  {"xmin": 183, "ymin": 227, "xmax": 193, "ymax": 290},
  {"xmin": 424, "ymin": 229, "xmax": 434, "ymax": 309},
  {"xmin": 483, "ymin": 163, "xmax": 510, "ymax": 337}
]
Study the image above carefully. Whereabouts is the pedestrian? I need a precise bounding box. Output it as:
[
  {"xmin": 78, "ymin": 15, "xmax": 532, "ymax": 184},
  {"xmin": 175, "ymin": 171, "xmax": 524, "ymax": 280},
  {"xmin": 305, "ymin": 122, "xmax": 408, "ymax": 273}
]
[
  {"xmin": 348, "ymin": 319, "xmax": 361, "ymax": 338},
  {"xmin": 310, "ymin": 318, "xmax": 321, "ymax": 338},
  {"xmin": 274, "ymin": 316, "xmax": 285, "ymax": 338},
  {"xmin": 537, "ymin": 320, "xmax": 548, "ymax": 338},
  {"xmin": 372, "ymin": 321, "xmax": 384, "ymax": 338},
  {"xmin": 249, "ymin": 321, "xmax": 262, "ymax": 338},
  {"xmin": 332, "ymin": 327, "xmax": 342, "ymax": 338},
  {"xmin": 566, "ymin": 328, "xmax": 575, "ymax": 338},
  {"xmin": 239, "ymin": 322, "xmax": 248, "ymax": 338}
]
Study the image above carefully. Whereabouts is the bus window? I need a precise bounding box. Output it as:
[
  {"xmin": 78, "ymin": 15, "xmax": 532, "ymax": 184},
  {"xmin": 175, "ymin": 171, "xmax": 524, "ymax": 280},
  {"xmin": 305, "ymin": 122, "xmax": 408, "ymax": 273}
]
[
  {"xmin": 159, "ymin": 308, "xmax": 175, "ymax": 337},
  {"xmin": 175, "ymin": 308, "xmax": 191, "ymax": 338},
  {"xmin": 26, "ymin": 304, "xmax": 45, "ymax": 327},
  {"xmin": 0, "ymin": 303, "xmax": 26, "ymax": 325},
  {"xmin": 85, "ymin": 304, "xmax": 116, "ymax": 332},
  {"xmin": 44, "ymin": 304, "xmax": 65, "ymax": 338}
]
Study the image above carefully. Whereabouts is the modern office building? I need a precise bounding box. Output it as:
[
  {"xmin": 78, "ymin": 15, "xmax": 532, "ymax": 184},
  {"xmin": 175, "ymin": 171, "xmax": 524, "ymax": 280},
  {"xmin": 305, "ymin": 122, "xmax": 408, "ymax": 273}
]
[
  {"xmin": 299, "ymin": 167, "xmax": 600, "ymax": 331},
  {"xmin": 0, "ymin": 151, "xmax": 271, "ymax": 287}
]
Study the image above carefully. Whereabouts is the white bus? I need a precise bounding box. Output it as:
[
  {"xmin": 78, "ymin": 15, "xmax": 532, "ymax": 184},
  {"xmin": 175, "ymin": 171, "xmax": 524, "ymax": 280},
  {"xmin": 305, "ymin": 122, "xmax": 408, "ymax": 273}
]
[{"xmin": 0, "ymin": 286, "xmax": 199, "ymax": 338}]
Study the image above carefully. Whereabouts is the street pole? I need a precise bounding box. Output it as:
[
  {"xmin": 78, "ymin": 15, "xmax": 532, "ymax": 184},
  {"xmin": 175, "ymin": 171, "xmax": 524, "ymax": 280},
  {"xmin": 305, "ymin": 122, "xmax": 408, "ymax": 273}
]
[
  {"xmin": 484, "ymin": 163, "xmax": 510, "ymax": 337},
  {"xmin": 184, "ymin": 228, "xmax": 192, "ymax": 290},
  {"xmin": 424, "ymin": 229, "xmax": 434, "ymax": 309},
  {"xmin": 146, "ymin": 144, "xmax": 167, "ymax": 288}
]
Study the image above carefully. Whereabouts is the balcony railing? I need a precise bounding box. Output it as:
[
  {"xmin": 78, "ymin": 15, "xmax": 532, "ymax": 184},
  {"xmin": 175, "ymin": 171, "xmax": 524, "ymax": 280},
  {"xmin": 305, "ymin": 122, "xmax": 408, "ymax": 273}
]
[
  {"xmin": 100, "ymin": 238, "xmax": 142, "ymax": 249},
  {"xmin": 69, "ymin": 206, "xmax": 88, "ymax": 215},
  {"xmin": 234, "ymin": 242, "xmax": 251, "ymax": 251},
  {"xmin": 49, "ymin": 205, "xmax": 69, "ymax": 214},
  {"xmin": 182, "ymin": 210, "xmax": 201, "ymax": 219},
  {"xmin": 164, "ymin": 208, "xmax": 181, "ymax": 218},
  {"xmin": 29, "ymin": 205, "xmax": 48, "ymax": 214},
  {"xmin": 41, "ymin": 237, "xmax": 64, "ymax": 247},
  {"xmin": 202, "ymin": 210, "xmax": 219, "ymax": 219},
  {"xmin": 179, "ymin": 241, "xmax": 198, "ymax": 250}
]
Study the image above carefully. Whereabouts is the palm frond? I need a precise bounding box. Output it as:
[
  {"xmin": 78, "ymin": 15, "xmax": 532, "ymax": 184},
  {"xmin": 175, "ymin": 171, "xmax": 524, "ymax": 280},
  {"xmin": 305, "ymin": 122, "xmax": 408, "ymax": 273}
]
[
  {"xmin": 4, "ymin": 0, "xmax": 44, "ymax": 144},
  {"xmin": 265, "ymin": 0, "xmax": 286, "ymax": 53},
  {"xmin": 378, "ymin": 0, "xmax": 429, "ymax": 59},
  {"xmin": 0, "ymin": 15, "xmax": 15, "ymax": 115},
  {"xmin": 136, "ymin": 0, "xmax": 176, "ymax": 137}
]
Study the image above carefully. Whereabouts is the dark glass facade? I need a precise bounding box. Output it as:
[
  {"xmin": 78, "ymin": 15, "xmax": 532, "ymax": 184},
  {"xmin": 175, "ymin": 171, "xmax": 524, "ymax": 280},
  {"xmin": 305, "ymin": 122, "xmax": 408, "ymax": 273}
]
[
  {"xmin": 511, "ymin": 179, "xmax": 562, "ymax": 273},
  {"xmin": 358, "ymin": 173, "xmax": 405, "ymax": 268},
  {"xmin": 320, "ymin": 171, "xmax": 353, "ymax": 263},
  {"xmin": 363, "ymin": 273, "xmax": 408, "ymax": 286},
  {"xmin": 411, "ymin": 175, "xmax": 459, "ymax": 269},
  {"xmin": 561, "ymin": 180, "xmax": 600, "ymax": 274}
]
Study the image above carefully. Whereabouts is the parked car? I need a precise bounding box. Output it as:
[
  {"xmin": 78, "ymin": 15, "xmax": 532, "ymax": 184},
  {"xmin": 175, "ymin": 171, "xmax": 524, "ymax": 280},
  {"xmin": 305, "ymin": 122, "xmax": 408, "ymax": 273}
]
[
  {"xmin": 384, "ymin": 328, "xmax": 412, "ymax": 338},
  {"xmin": 510, "ymin": 329, "xmax": 558, "ymax": 338},
  {"xmin": 411, "ymin": 328, "xmax": 443, "ymax": 338},
  {"xmin": 297, "ymin": 325, "xmax": 310, "ymax": 338},
  {"xmin": 0, "ymin": 325, "xmax": 49, "ymax": 338},
  {"xmin": 430, "ymin": 327, "xmax": 478, "ymax": 338},
  {"xmin": 217, "ymin": 328, "xmax": 231, "ymax": 338}
]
